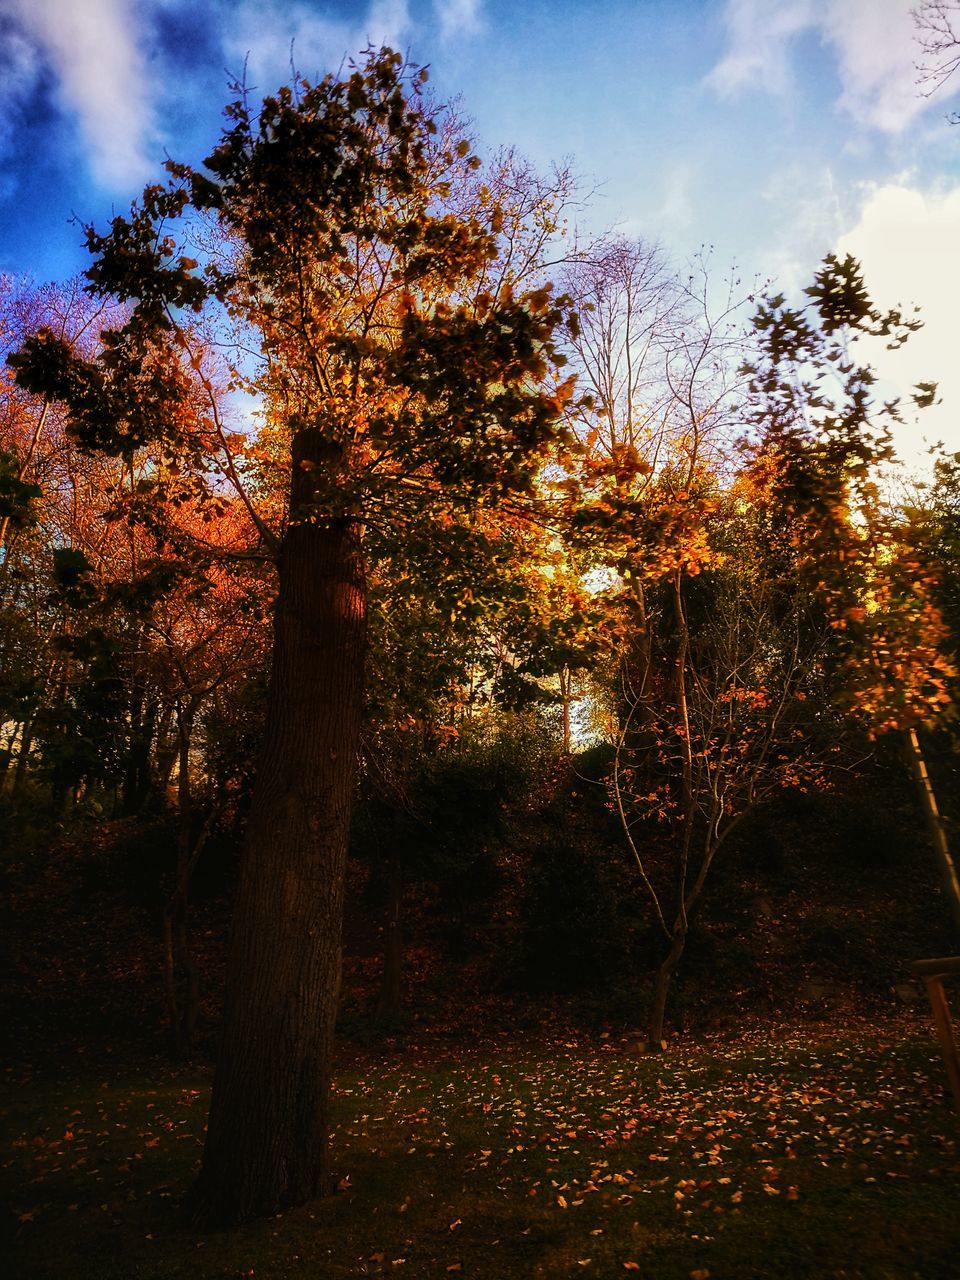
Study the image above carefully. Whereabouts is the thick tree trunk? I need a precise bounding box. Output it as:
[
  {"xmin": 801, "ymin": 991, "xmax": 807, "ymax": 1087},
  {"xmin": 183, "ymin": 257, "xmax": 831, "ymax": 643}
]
[{"xmin": 194, "ymin": 434, "xmax": 366, "ymax": 1226}]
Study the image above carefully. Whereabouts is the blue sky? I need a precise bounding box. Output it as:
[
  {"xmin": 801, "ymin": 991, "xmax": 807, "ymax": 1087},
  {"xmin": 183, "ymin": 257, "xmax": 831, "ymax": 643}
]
[{"xmin": 1, "ymin": 0, "xmax": 958, "ymax": 454}]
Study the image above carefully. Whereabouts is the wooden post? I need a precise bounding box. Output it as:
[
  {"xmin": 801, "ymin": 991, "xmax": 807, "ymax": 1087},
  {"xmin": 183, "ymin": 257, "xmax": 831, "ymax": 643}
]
[{"xmin": 911, "ymin": 957, "xmax": 960, "ymax": 1110}]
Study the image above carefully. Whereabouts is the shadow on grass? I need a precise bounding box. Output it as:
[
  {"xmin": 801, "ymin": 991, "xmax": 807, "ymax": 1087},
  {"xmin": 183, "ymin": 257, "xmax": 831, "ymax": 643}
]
[{"xmin": 3, "ymin": 1027, "xmax": 959, "ymax": 1279}]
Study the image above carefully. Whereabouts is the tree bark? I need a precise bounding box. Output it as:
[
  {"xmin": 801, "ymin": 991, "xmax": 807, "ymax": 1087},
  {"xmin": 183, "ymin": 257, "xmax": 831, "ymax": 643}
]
[
  {"xmin": 193, "ymin": 431, "xmax": 366, "ymax": 1226},
  {"xmin": 647, "ymin": 929, "xmax": 686, "ymax": 1052}
]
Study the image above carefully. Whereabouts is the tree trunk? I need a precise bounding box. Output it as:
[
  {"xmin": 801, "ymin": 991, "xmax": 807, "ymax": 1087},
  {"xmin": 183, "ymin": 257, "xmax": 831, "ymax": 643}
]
[
  {"xmin": 122, "ymin": 685, "xmax": 155, "ymax": 816},
  {"xmin": 375, "ymin": 850, "xmax": 403, "ymax": 1022},
  {"xmin": 12, "ymin": 718, "xmax": 34, "ymax": 794},
  {"xmin": 154, "ymin": 707, "xmax": 178, "ymax": 803},
  {"xmin": 647, "ymin": 930, "xmax": 686, "ymax": 1052},
  {"xmin": 193, "ymin": 432, "xmax": 366, "ymax": 1226},
  {"xmin": 163, "ymin": 704, "xmax": 200, "ymax": 1054},
  {"xmin": 560, "ymin": 665, "xmax": 572, "ymax": 755},
  {"xmin": 0, "ymin": 722, "xmax": 20, "ymax": 786},
  {"xmin": 904, "ymin": 727, "xmax": 960, "ymax": 939}
]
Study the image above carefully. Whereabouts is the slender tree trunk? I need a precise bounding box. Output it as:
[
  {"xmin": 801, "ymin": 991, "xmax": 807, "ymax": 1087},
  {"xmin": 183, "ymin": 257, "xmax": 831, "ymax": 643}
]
[
  {"xmin": 12, "ymin": 718, "xmax": 35, "ymax": 794},
  {"xmin": 194, "ymin": 431, "xmax": 366, "ymax": 1226},
  {"xmin": 647, "ymin": 929, "xmax": 686, "ymax": 1052},
  {"xmin": 904, "ymin": 727, "xmax": 960, "ymax": 939},
  {"xmin": 122, "ymin": 683, "xmax": 155, "ymax": 816},
  {"xmin": 154, "ymin": 707, "xmax": 178, "ymax": 803},
  {"xmin": 375, "ymin": 850, "xmax": 403, "ymax": 1022},
  {"xmin": 0, "ymin": 722, "xmax": 21, "ymax": 787},
  {"xmin": 560, "ymin": 665, "xmax": 572, "ymax": 756},
  {"xmin": 163, "ymin": 704, "xmax": 200, "ymax": 1053}
]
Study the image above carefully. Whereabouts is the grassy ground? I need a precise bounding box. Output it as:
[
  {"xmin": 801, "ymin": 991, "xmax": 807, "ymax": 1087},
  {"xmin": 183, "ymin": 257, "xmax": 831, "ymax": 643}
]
[{"xmin": 3, "ymin": 1022, "xmax": 959, "ymax": 1279}]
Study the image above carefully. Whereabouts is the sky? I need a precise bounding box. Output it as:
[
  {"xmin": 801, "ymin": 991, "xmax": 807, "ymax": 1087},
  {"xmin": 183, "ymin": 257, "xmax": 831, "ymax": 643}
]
[{"xmin": 0, "ymin": 0, "xmax": 958, "ymax": 463}]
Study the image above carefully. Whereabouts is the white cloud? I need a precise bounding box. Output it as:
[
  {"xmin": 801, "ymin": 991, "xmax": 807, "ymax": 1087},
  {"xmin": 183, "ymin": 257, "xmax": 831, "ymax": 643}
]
[
  {"xmin": 0, "ymin": 24, "xmax": 39, "ymax": 98},
  {"xmin": 658, "ymin": 165, "xmax": 695, "ymax": 232},
  {"xmin": 227, "ymin": 0, "xmax": 483, "ymax": 90},
  {"xmin": 821, "ymin": 0, "xmax": 926, "ymax": 133},
  {"xmin": 0, "ymin": 24, "xmax": 39, "ymax": 180},
  {"xmin": 836, "ymin": 182, "xmax": 960, "ymax": 462},
  {"xmin": 0, "ymin": 0, "xmax": 154, "ymax": 189},
  {"xmin": 709, "ymin": 0, "xmax": 938, "ymax": 133},
  {"xmin": 365, "ymin": 0, "xmax": 413, "ymax": 49},
  {"xmin": 228, "ymin": 0, "xmax": 414, "ymax": 89},
  {"xmin": 433, "ymin": 0, "xmax": 484, "ymax": 43},
  {"xmin": 756, "ymin": 164, "xmax": 850, "ymax": 293},
  {"xmin": 708, "ymin": 0, "xmax": 814, "ymax": 97}
]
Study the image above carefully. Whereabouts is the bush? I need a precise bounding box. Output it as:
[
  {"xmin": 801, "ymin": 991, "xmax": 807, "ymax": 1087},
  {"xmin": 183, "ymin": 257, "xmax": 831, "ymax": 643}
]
[{"xmin": 518, "ymin": 828, "xmax": 626, "ymax": 991}]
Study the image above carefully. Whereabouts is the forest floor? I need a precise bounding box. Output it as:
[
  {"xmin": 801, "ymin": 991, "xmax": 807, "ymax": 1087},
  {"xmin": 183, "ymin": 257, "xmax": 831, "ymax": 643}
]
[
  {"xmin": 3, "ymin": 779, "xmax": 960, "ymax": 1277},
  {"xmin": 3, "ymin": 1018, "xmax": 959, "ymax": 1280}
]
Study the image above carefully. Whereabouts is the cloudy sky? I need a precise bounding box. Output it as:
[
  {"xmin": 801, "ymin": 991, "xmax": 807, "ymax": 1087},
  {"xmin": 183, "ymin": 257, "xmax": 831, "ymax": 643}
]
[{"xmin": 0, "ymin": 0, "xmax": 957, "ymax": 458}]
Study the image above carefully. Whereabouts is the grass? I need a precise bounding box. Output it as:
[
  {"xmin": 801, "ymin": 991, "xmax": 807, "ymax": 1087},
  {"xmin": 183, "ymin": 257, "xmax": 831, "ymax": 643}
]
[{"xmin": 3, "ymin": 1024, "xmax": 959, "ymax": 1279}]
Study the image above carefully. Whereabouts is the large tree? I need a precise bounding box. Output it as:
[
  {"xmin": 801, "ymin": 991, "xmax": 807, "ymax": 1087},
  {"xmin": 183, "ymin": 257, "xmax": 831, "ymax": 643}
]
[{"xmin": 10, "ymin": 50, "xmax": 575, "ymax": 1224}]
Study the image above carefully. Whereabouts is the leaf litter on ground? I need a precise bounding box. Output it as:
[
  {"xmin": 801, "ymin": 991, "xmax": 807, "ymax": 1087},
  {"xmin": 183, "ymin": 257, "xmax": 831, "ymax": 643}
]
[{"xmin": 3, "ymin": 1020, "xmax": 959, "ymax": 1278}]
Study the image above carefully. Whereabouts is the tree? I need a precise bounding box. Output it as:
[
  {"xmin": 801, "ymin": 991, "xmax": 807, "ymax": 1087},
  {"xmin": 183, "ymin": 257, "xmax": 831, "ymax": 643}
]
[
  {"xmin": 10, "ymin": 49, "xmax": 575, "ymax": 1224},
  {"xmin": 561, "ymin": 235, "xmax": 685, "ymax": 465},
  {"xmin": 611, "ymin": 475, "xmax": 840, "ymax": 1049},
  {"xmin": 597, "ymin": 253, "xmax": 956, "ymax": 1047},
  {"xmin": 741, "ymin": 253, "xmax": 960, "ymax": 936},
  {"xmin": 560, "ymin": 253, "xmax": 761, "ymax": 1047},
  {"xmin": 915, "ymin": 1, "xmax": 960, "ymax": 117}
]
